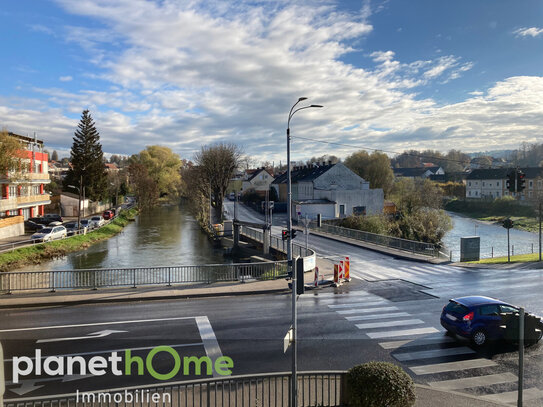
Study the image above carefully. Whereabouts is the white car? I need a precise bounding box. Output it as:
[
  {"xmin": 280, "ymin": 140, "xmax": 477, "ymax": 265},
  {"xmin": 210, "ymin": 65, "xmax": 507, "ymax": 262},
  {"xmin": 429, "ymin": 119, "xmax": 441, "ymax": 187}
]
[
  {"xmin": 31, "ymin": 226, "xmax": 67, "ymax": 242},
  {"xmin": 89, "ymin": 216, "xmax": 105, "ymax": 228}
]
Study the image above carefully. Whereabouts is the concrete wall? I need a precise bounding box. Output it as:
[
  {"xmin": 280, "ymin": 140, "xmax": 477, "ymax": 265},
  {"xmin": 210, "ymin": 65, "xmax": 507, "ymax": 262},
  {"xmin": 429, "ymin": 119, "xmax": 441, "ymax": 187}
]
[
  {"xmin": 292, "ymin": 202, "xmax": 336, "ymax": 220},
  {"xmin": 60, "ymin": 194, "xmax": 109, "ymax": 217},
  {"xmin": 315, "ymin": 189, "xmax": 384, "ymax": 216},
  {"xmin": 0, "ymin": 216, "xmax": 24, "ymax": 238},
  {"xmin": 314, "ymin": 163, "xmax": 369, "ymax": 190}
]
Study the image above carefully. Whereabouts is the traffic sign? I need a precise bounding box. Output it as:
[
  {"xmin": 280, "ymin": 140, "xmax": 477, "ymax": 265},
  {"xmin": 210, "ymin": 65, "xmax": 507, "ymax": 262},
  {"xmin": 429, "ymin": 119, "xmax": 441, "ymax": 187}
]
[{"xmin": 283, "ymin": 327, "xmax": 293, "ymax": 353}]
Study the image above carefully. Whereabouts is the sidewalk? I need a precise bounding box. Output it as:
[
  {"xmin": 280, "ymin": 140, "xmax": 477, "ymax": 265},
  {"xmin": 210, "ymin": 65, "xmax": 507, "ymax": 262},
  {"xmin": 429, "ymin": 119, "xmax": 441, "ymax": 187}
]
[{"xmin": 415, "ymin": 384, "xmax": 509, "ymax": 407}]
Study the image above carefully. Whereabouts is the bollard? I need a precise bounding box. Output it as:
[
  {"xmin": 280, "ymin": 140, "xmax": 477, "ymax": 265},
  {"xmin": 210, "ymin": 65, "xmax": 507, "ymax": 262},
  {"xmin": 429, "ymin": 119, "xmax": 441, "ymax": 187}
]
[{"xmin": 333, "ymin": 264, "xmax": 339, "ymax": 286}]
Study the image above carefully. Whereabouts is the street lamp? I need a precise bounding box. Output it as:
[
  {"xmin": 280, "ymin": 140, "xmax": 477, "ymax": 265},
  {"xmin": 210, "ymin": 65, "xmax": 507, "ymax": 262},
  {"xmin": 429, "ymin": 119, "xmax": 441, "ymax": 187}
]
[
  {"xmin": 68, "ymin": 175, "xmax": 85, "ymax": 231},
  {"xmin": 287, "ymin": 97, "xmax": 322, "ymax": 407}
]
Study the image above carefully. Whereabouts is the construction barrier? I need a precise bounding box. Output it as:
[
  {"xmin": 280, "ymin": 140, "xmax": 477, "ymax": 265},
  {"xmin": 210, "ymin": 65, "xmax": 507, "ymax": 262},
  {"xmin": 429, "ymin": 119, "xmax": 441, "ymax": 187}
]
[
  {"xmin": 344, "ymin": 256, "xmax": 351, "ymax": 281},
  {"xmin": 334, "ymin": 264, "xmax": 339, "ymax": 285},
  {"xmin": 339, "ymin": 261, "xmax": 344, "ymax": 280},
  {"xmin": 314, "ymin": 267, "xmax": 319, "ymax": 287}
]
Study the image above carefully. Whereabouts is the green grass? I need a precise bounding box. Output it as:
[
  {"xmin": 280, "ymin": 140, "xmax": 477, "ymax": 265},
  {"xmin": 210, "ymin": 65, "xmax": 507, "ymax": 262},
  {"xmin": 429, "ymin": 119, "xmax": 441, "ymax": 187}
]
[
  {"xmin": 468, "ymin": 252, "xmax": 543, "ymax": 264},
  {"xmin": 0, "ymin": 208, "xmax": 138, "ymax": 272}
]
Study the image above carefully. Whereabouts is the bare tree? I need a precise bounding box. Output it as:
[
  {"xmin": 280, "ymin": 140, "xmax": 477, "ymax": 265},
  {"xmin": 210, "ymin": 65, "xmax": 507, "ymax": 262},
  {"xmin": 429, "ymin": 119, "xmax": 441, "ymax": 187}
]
[{"xmin": 194, "ymin": 143, "xmax": 242, "ymax": 222}]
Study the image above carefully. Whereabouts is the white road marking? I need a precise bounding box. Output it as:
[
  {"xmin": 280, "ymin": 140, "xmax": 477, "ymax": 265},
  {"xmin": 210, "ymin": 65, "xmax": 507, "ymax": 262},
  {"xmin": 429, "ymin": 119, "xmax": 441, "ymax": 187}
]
[
  {"xmin": 195, "ymin": 316, "xmax": 223, "ymax": 378},
  {"xmin": 410, "ymin": 358, "xmax": 497, "ymax": 375},
  {"xmin": 367, "ymin": 327, "xmax": 439, "ymax": 339},
  {"xmin": 428, "ymin": 373, "xmax": 517, "ymax": 390},
  {"xmin": 346, "ymin": 312, "xmax": 411, "ymax": 321},
  {"xmin": 0, "ymin": 316, "xmax": 201, "ymax": 333},
  {"xmin": 356, "ymin": 319, "xmax": 424, "ymax": 330},
  {"xmin": 337, "ymin": 306, "xmax": 399, "ymax": 315},
  {"xmin": 394, "ymin": 346, "xmax": 476, "ymax": 362},
  {"xmin": 378, "ymin": 340, "xmax": 413, "ymax": 350},
  {"xmin": 378, "ymin": 335, "xmax": 455, "ymax": 349},
  {"xmin": 36, "ymin": 329, "xmax": 128, "ymax": 343},
  {"xmin": 328, "ymin": 300, "xmax": 388, "ymax": 309},
  {"xmin": 481, "ymin": 388, "xmax": 543, "ymax": 404}
]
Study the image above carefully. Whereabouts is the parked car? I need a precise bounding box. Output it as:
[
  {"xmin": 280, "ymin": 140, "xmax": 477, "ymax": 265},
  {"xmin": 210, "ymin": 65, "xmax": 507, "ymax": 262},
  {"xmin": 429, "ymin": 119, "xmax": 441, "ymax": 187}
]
[
  {"xmin": 28, "ymin": 217, "xmax": 50, "ymax": 226},
  {"xmin": 31, "ymin": 226, "xmax": 67, "ymax": 242},
  {"xmin": 64, "ymin": 222, "xmax": 81, "ymax": 236},
  {"xmin": 80, "ymin": 219, "xmax": 93, "ymax": 230},
  {"xmin": 44, "ymin": 214, "xmax": 63, "ymax": 223},
  {"xmin": 89, "ymin": 216, "xmax": 105, "ymax": 228},
  {"xmin": 48, "ymin": 221, "xmax": 63, "ymax": 227},
  {"xmin": 228, "ymin": 192, "xmax": 235, "ymax": 200},
  {"xmin": 24, "ymin": 220, "xmax": 44, "ymax": 233},
  {"xmin": 102, "ymin": 210, "xmax": 114, "ymax": 220},
  {"xmin": 440, "ymin": 296, "xmax": 543, "ymax": 346}
]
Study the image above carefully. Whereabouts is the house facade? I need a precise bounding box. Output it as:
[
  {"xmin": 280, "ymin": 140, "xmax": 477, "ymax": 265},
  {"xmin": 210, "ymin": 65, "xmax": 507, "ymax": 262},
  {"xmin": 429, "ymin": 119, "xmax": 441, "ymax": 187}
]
[
  {"xmin": 465, "ymin": 168, "xmax": 543, "ymax": 200},
  {"xmin": 0, "ymin": 133, "xmax": 51, "ymax": 237},
  {"xmin": 393, "ymin": 166, "xmax": 445, "ymax": 179},
  {"xmin": 241, "ymin": 168, "xmax": 274, "ymax": 196},
  {"xmin": 272, "ymin": 162, "xmax": 384, "ymax": 220}
]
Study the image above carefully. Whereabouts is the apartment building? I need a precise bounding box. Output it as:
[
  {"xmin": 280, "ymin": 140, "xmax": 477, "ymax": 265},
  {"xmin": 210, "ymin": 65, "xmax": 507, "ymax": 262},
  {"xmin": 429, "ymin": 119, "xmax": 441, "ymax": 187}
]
[
  {"xmin": 465, "ymin": 167, "xmax": 543, "ymax": 201},
  {"xmin": 0, "ymin": 133, "xmax": 51, "ymax": 221}
]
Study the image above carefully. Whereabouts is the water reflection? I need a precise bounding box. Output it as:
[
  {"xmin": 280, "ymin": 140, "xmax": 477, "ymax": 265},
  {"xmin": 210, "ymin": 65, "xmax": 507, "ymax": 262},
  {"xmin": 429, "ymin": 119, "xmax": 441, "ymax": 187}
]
[{"xmin": 19, "ymin": 205, "xmax": 226, "ymax": 271}]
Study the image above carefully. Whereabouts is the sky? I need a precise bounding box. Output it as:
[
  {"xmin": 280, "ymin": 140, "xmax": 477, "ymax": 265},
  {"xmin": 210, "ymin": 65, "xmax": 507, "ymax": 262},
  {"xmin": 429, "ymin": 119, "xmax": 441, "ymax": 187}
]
[{"xmin": 1, "ymin": 0, "xmax": 543, "ymax": 164}]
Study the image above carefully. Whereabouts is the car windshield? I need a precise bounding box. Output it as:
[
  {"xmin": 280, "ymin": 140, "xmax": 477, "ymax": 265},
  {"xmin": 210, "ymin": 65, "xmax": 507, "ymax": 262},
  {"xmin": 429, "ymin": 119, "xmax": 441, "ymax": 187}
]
[
  {"xmin": 66, "ymin": 223, "xmax": 76, "ymax": 227},
  {"xmin": 39, "ymin": 228, "xmax": 52, "ymax": 233},
  {"xmin": 92, "ymin": 217, "xmax": 100, "ymax": 220},
  {"xmin": 444, "ymin": 301, "xmax": 469, "ymax": 315}
]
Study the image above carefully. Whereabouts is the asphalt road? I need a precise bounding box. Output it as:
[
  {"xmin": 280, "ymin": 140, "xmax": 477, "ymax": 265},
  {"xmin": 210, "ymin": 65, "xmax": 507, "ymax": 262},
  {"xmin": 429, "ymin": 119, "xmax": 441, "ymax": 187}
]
[{"xmin": 2, "ymin": 202, "xmax": 543, "ymax": 404}]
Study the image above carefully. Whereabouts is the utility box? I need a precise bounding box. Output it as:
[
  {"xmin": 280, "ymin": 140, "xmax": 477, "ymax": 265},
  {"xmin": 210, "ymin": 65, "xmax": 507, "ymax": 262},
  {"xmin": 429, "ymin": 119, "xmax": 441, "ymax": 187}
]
[{"xmin": 460, "ymin": 236, "xmax": 480, "ymax": 262}]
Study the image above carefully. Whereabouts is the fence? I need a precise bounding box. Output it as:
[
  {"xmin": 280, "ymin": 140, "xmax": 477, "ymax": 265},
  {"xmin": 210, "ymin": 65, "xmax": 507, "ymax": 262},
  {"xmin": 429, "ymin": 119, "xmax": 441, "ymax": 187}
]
[
  {"xmin": 0, "ymin": 261, "xmax": 289, "ymax": 294},
  {"xmin": 309, "ymin": 222, "xmax": 439, "ymax": 258},
  {"xmin": 447, "ymin": 243, "xmax": 540, "ymax": 262},
  {"xmin": 240, "ymin": 226, "xmax": 313, "ymax": 258},
  {"xmin": 4, "ymin": 371, "xmax": 346, "ymax": 407}
]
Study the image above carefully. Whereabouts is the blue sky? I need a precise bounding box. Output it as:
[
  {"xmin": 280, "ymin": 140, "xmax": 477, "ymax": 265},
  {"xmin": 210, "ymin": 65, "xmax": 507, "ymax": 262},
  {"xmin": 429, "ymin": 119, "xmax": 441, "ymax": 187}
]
[{"xmin": 1, "ymin": 0, "xmax": 543, "ymax": 164}]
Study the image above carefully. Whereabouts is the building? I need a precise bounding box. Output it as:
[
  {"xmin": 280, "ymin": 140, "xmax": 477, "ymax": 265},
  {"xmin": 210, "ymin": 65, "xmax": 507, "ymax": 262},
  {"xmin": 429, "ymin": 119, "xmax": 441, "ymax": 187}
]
[
  {"xmin": 0, "ymin": 133, "xmax": 51, "ymax": 237},
  {"xmin": 241, "ymin": 168, "xmax": 274, "ymax": 197},
  {"xmin": 393, "ymin": 166, "xmax": 445, "ymax": 179},
  {"xmin": 465, "ymin": 168, "xmax": 543, "ymax": 200},
  {"xmin": 272, "ymin": 162, "xmax": 384, "ymax": 220}
]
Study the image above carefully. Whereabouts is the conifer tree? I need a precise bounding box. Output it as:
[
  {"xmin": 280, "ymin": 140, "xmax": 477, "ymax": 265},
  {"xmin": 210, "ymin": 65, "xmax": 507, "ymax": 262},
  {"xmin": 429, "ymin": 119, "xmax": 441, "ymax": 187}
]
[{"xmin": 64, "ymin": 110, "xmax": 108, "ymax": 201}]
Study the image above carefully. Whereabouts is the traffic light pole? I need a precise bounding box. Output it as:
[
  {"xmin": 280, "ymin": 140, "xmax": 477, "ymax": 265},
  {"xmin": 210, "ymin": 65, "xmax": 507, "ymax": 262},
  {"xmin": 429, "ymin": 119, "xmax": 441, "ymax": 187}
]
[{"xmin": 508, "ymin": 227, "xmax": 511, "ymax": 263}]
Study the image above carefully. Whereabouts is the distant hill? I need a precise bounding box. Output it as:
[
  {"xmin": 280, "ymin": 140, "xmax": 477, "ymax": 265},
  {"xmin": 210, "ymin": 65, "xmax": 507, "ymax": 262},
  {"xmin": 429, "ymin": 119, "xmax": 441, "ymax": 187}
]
[{"xmin": 468, "ymin": 150, "xmax": 514, "ymax": 159}]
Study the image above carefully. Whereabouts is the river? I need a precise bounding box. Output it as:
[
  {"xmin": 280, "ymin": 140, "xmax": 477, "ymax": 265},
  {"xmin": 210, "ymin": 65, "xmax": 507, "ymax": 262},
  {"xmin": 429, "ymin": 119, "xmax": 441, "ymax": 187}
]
[
  {"xmin": 21, "ymin": 205, "xmax": 225, "ymax": 271},
  {"xmin": 443, "ymin": 212, "xmax": 540, "ymax": 260}
]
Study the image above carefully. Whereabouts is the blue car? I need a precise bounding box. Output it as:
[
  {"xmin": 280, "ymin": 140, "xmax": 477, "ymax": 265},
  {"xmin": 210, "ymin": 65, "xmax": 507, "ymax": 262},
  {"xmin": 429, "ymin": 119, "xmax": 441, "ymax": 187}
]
[{"xmin": 440, "ymin": 296, "xmax": 543, "ymax": 346}]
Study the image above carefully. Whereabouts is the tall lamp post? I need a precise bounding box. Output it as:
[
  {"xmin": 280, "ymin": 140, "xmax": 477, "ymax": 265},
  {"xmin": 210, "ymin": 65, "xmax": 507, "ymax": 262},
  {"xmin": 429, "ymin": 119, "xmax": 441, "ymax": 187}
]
[
  {"xmin": 68, "ymin": 175, "xmax": 84, "ymax": 231},
  {"xmin": 287, "ymin": 97, "xmax": 322, "ymax": 407}
]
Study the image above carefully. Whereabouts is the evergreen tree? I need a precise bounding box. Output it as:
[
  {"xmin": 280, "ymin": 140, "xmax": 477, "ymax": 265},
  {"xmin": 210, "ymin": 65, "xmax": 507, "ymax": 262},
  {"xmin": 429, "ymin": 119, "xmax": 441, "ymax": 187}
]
[
  {"xmin": 51, "ymin": 150, "xmax": 59, "ymax": 161},
  {"xmin": 64, "ymin": 110, "xmax": 108, "ymax": 201}
]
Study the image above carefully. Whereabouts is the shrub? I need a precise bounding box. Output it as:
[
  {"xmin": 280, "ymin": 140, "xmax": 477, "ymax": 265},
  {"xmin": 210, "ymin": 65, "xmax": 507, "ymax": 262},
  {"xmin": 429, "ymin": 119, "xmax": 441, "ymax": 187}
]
[
  {"xmin": 339, "ymin": 215, "xmax": 389, "ymax": 235},
  {"xmin": 347, "ymin": 362, "xmax": 416, "ymax": 407}
]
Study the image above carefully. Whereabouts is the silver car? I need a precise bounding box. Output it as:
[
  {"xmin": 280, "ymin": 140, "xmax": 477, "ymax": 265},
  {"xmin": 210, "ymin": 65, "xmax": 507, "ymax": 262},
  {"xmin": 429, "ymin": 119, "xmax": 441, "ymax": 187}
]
[{"xmin": 31, "ymin": 226, "xmax": 67, "ymax": 242}]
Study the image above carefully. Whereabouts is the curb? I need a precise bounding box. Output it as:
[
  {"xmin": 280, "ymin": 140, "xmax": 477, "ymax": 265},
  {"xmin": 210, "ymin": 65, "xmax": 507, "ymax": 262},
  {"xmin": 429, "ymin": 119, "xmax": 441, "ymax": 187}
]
[{"xmin": 0, "ymin": 287, "xmax": 291, "ymax": 309}]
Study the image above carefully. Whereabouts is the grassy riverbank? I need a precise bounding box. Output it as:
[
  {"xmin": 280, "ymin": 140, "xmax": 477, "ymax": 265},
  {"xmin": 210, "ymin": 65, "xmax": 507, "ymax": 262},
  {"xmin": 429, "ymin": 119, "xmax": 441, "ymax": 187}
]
[
  {"xmin": 469, "ymin": 253, "xmax": 543, "ymax": 264},
  {"xmin": 0, "ymin": 208, "xmax": 138, "ymax": 272}
]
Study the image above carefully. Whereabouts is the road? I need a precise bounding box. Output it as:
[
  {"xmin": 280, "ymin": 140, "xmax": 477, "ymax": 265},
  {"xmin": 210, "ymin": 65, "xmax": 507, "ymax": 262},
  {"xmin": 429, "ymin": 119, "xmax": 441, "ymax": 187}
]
[{"xmin": 2, "ymin": 202, "xmax": 543, "ymax": 404}]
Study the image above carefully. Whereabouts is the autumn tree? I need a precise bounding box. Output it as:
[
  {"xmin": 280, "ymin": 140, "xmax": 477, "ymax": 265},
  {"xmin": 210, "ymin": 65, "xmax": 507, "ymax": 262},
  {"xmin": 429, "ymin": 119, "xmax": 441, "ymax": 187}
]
[
  {"xmin": 344, "ymin": 150, "xmax": 394, "ymax": 196},
  {"xmin": 64, "ymin": 110, "xmax": 108, "ymax": 201},
  {"xmin": 0, "ymin": 130, "xmax": 24, "ymax": 177},
  {"xmin": 130, "ymin": 146, "xmax": 183, "ymax": 200},
  {"xmin": 51, "ymin": 150, "xmax": 59, "ymax": 161},
  {"xmin": 194, "ymin": 143, "xmax": 242, "ymax": 222}
]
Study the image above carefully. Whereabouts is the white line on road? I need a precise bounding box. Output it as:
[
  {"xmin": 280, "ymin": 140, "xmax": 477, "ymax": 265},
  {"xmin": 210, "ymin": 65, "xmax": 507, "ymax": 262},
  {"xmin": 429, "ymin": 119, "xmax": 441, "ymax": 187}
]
[
  {"xmin": 409, "ymin": 358, "xmax": 497, "ymax": 375},
  {"xmin": 481, "ymin": 388, "xmax": 543, "ymax": 404},
  {"xmin": 428, "ymin": 373, "xmax": 517, "ymax": 390},
  {"xmin": 337, "ymin": 306, "xmax": 399, "ymax": 315},
  {"xmin": 355, "ymin": 319, "xmax": 424, "ymax": 330},
  {"xmin": 346, "ymin": 312, "xmax": 411, "ymax": 321},
  {"xmin": 0, "ymin": 316, "xmax": 202, "ymax": 333},
  {"xmin": 195, "ymin": 316, "xmax": 223, "ymax": 378},
  {"xmin": 367, "ymin": 327, "xmax": 439, "ymax": 339},
  {"xmin": 394, "ymin": 346, "xmax": 476, "ymax": 362},
  {"xmin": 328, "ymin": 300, "xmax": 388, "ymax": 309}
]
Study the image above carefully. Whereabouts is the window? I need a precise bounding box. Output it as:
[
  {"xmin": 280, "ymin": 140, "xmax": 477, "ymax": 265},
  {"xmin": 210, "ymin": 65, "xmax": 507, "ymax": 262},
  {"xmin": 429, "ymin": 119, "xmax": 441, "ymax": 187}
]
[
  {"xmin": 479, "ymin": 305, "xmax": 500, "ymax": 316},
  {"xmin": 482, "ymin": 182, "xmax": 485, "ymax": 187},
  {"xmin": 475, "ymin": 191, "xmax": 478, "ymax": 196},
  {"xmin": 497, "ymin": 191, "xmax": 500, "ymax": 196},
  {"xmin": 468, "ymin": 182, "xmax": 471, "ymax": 186},
  {"xmin": 529, "ymin": 191, "xmax": 533, "ymax": 198},
  {"xmin": 529, "ymin": 180, "xmax": 533, "ymax": 189},
  {"xmin": 468, "ymin": 191, "xmax": 471, "ymax": 196},
  {"xmin": 500, "ymin": 305, "xmax": 518, "ymax": 314},
  {"xmin": 497, "ymin": 181, "xmax": 500, "ymax": 187},
  {"xmin": 339, "ymin": 204, "xmax": 345, "ymax": 215}
]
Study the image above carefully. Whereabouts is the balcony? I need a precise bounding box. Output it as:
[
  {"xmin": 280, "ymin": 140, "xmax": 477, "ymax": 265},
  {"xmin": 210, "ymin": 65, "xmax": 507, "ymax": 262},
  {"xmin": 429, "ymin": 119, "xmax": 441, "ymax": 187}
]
[{"xmin": 17, "ymin": 195, "xmax": 51, "ymax": 206}]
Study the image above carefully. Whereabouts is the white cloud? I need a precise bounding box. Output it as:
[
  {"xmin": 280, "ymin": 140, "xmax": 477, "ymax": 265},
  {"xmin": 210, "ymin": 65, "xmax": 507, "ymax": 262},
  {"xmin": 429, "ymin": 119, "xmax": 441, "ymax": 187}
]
[
  {"xmin": 514, "ymin": 27, "xmax": 543, "ymax": 38},
  {"xmin": 59, "ymin": 76, "xmax": 73, "ymax": 82},
  {"xmin": 0, "ymin": 1, "xmax": 541, "ymax": 163}
]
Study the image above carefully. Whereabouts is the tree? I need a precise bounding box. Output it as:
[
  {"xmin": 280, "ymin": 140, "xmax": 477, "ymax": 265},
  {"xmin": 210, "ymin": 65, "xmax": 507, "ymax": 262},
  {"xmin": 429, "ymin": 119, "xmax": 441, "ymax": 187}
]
[
  {"xmin": 51, "ymin": 150, "xmax": 59, "ymax": 161},
  {"xmin": 131, "ymin": 146, "xmax": 183, "ymax": 199},
  {"xmin": 128, "ymin": 163, "xmax": 158, "ymax": 209},
  {"xmin": 64, "ymin": 110, "xmax": 108, "ymax": 201},
  {"xmin": 306, "ymin": 154, "xmax": 340, "ymax": 166},
  {"xmin": 391, "ymin": 150, "xmax": 422, "ymax": 168},
  {"xmin": 0, "ymin": 130, "xmax": 24, "ymax": 177},
  {"xmin": 194, "ymin": 143, "xmax": 242, "ymax": 222},
  {"xmin": 344, "ymin": 150, "xmax": 394, "ymax": 196}
]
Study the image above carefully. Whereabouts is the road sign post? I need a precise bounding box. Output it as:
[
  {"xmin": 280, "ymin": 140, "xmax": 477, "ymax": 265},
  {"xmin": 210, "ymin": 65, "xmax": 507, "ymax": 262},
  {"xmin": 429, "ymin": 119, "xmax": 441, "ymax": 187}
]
[
  {"xmin": 518, "ymin": 307, "xmax": 525, "ymax": 407},
  {"xmin": 503, "ymin": 218, "xmax": 514, "ymax": 262}
]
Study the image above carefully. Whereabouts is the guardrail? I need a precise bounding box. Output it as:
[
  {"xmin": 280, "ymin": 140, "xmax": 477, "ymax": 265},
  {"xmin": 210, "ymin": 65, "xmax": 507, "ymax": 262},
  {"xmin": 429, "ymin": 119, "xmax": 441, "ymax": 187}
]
[
  {"xmin": 240, "ymin": 227, "xmax": 313, "ymax": 258},
  {"xmin": 0, "ymin": 261, "xmax": 288, "ymax": 294},
  {"xmin": 309, "ymin": 222, "xmax": 439, "ymax": 258},
  {"xmin": 4, "ymin": 371, "xmax": 346, "ymax": 407}
]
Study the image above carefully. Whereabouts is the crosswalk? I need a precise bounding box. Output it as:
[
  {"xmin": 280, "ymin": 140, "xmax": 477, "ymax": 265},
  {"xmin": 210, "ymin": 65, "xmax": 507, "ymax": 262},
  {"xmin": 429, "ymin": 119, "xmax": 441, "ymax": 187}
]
[{"xmin": 321, "ymin": 289, "xmax": 543, "ymax": 405}]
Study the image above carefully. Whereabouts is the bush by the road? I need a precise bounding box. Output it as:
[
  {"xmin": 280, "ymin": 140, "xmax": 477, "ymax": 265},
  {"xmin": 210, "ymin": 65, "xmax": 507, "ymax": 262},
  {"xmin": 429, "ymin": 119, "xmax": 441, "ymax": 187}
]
[{"xmin": 347, "ymin": 362, "xmax": 416, "ymax": 407}]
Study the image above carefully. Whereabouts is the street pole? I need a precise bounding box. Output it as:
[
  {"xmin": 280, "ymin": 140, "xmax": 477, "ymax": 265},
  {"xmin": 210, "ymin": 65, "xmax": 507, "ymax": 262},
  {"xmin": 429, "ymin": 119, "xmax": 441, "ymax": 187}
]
[
  {"xmin": 286, "ymin": 97, "xmax": 322, "ymax": 407},
  {"xmin": 78, "ymin": 175, "xmax": 82, "ymax": 230},
  {"xmin": 508, "ymin": 227, "xmax": 511, "ymax": 263},
  {"xmin": 539, "ymin": 200, "xmax": 541, "ymax": 262},
  {"xmin": 518, "ymin": 307, "xmax": 525, "ymax": 407}
]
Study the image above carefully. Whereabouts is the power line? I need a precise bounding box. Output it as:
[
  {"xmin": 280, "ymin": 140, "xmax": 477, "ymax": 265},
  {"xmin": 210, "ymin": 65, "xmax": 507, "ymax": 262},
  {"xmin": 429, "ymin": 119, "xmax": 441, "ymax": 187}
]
[{"xmin": 291, "ymin": 135, "xmax": 477, "ymax": 166}]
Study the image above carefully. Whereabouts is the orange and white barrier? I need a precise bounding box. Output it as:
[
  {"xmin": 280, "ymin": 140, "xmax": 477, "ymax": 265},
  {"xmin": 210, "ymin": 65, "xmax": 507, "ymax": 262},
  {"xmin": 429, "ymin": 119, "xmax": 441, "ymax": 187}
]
[
  {"xmin": 339, "ymin": 261, "xmax": 344, "ymax": 280},
  {"xmin": 314, "ymin": 267, "xmax": 319, "ymax": 287},
  {"xmin": 344, "ymin": 256, "xmax": 351, "ymax": 281},
  {"xmin": 333, "ymin": 264, "xmax": 339, "ymax": 285}
]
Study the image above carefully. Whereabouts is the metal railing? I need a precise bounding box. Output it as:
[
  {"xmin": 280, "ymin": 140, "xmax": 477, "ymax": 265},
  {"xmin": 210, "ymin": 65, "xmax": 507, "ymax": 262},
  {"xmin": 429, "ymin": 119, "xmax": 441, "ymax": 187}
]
[
  {"xmin": 240, "ymin": 227, "xmax": 313, "ymax": 258},
  {"xmin": 309, "ymin": 222, "xmax": 439, "ymax": 257},
  {"xmin": 0, "ymin": 261, "xmax": 288, "ymax": 294},
  {"xmin": 4, "ymin": 371, "xmax": 346, "ymax": 407}
]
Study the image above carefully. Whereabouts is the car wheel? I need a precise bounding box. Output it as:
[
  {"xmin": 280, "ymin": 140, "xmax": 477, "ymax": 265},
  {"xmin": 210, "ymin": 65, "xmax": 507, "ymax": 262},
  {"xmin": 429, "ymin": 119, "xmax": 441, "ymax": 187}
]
[{"xmin": 472, "ymin": 329, "xmax": 487, "ymax": 346}]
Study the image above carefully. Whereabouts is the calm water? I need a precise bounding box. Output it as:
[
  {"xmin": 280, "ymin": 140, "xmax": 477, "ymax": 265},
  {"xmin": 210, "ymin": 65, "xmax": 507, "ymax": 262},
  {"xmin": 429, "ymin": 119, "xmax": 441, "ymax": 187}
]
[
  {"xmin": 20, "ymin": 205, "xmax": 225, "ymax": 271},
  {"xmin": 443, "ymin": 212, "xmax": 540, "ymax": 260}
]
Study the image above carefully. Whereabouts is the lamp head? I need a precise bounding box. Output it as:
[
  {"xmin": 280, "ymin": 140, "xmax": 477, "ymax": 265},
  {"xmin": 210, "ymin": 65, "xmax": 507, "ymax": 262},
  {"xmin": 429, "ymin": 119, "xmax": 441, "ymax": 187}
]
[
  {"xmin": 298, "ymin": 97, "xmax": 308, "ymax": 102},
  {"xmin": 310, "ymin": 104, "xmax": 323, "ymax": 108}
]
